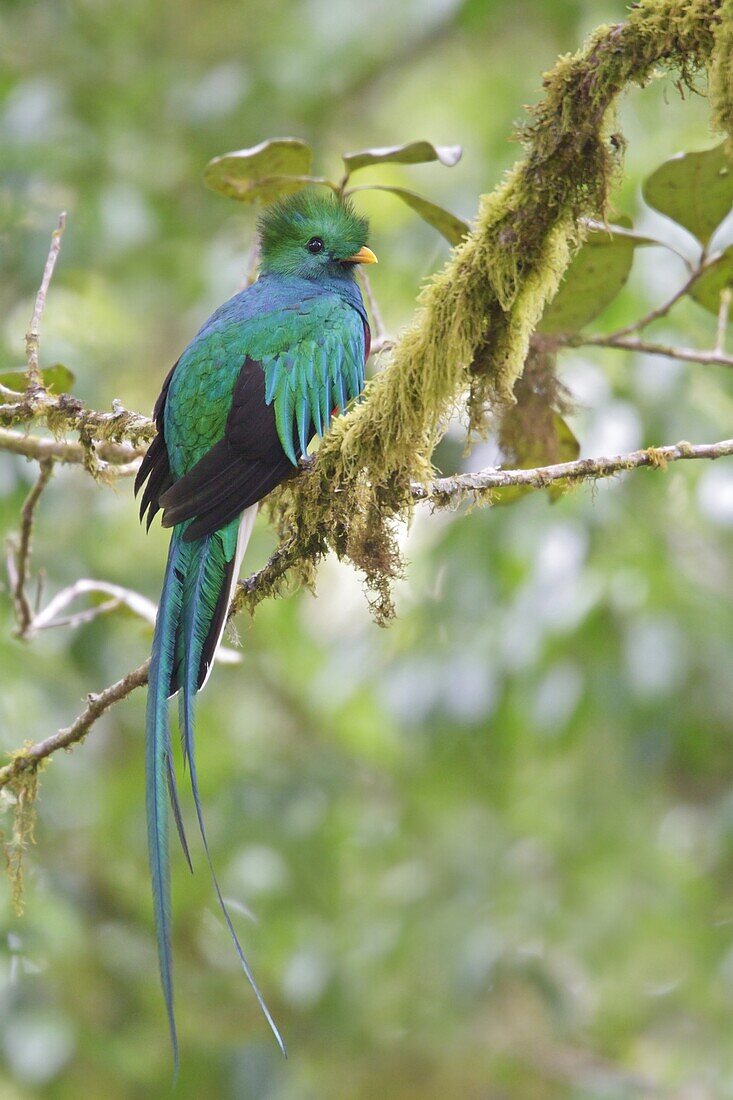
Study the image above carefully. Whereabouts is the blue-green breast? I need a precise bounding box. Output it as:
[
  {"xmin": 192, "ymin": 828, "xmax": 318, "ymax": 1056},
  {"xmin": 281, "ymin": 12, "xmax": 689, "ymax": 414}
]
[{"xmin": 164, "ymin": 274, "xmax": 367, "ymax": 480}]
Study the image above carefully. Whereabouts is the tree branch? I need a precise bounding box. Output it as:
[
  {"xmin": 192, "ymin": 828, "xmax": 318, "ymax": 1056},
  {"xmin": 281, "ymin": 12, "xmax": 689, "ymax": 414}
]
[
  {"xmin": 0, "ymin": 392, "xmax": 156, "ymax": 451},
  {"xmin": 28, "ymin": 578, "xmax": 158, "ymax": 634},
  {"xmin": 0, "ymin": 427, "xmax": 143, "ymax": 473},
  {"xmin": 232, "ymin": 536, "xmax": 308, "ymax": 618},
  {"xmin": 239, "ymin": 438, "xmax": 733, "ymax": 612},
  {"xmin": 412, "ymin": 438, "xmax": 733, "ymax": 503}
]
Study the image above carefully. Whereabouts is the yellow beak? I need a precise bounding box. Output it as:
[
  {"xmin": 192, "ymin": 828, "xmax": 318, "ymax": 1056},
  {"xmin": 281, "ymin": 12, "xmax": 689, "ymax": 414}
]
[{"xmin": 344, "ymin": 245, "xmax": 378, "ymax": 265}]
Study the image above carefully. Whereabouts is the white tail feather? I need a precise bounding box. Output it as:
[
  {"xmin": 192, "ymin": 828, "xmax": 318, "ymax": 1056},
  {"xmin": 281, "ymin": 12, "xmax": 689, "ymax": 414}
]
[{"xmin": 198, "ymin": 504, "xmax": 258, "ymax": 692}]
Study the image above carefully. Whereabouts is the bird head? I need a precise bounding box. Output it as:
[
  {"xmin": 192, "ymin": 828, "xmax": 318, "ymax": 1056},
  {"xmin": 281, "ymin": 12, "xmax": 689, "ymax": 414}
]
[{"xmin": 257, "ymin": 190, "xmax": 377, "ymax": 281}]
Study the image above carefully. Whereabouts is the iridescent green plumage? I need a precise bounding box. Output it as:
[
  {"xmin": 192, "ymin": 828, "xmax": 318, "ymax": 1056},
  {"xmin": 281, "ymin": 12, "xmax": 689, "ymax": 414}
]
[{"xmin": 135, "ymin": 191, "xmax": 375, "ymax": 1069}]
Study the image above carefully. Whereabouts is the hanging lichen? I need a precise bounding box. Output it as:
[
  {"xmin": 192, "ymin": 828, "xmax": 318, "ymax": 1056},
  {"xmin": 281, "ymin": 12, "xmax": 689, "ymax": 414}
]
[
  {"xmin": 497, "ymin": 345, "xmax": 574, "ymax": 468},
  {"xmin": 2, "ymin": 761, "xmax": 40, "ymax": 916}
]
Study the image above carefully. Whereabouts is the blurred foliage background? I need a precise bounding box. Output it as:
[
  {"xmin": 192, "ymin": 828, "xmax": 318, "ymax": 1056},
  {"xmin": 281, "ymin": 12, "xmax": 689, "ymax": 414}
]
[{"xmin": 1, "ymin": 0, "xmax": 733, "ymax": 1097}]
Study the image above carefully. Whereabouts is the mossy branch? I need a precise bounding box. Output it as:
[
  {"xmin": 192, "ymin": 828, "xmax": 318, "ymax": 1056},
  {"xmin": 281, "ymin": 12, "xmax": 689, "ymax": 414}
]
[
  {"xmin": 242, "ymin": 0, "xmax": 732, "ymax": 619},
  {"xmin": 0, "ymin": 427, "xmax": 144, "ymax": 474}
]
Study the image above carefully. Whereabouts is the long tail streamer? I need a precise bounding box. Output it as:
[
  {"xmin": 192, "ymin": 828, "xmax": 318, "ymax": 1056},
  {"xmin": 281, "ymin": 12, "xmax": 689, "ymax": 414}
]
[{"xmin": 146, "ymin": 527, "xmax": 285, "ymax": 1071}]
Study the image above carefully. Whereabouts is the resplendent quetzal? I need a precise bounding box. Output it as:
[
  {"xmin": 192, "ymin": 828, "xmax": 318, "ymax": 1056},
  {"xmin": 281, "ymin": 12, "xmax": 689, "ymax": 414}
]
[{"xmin": 135, "ymin": 191, "xmax": 376, "ymax": 1063}]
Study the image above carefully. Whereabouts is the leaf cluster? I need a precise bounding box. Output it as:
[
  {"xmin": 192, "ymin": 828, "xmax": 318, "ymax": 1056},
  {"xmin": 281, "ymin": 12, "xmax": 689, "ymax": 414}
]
[{"xmin": 203, "ymin": 137, "xmax": 468, "ymax": 245}]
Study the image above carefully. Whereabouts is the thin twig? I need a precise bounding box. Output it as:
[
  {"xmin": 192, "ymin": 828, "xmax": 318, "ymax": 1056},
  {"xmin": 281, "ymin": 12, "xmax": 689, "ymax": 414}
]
[
  {"xmin": 606, "ymin": 262, "xmax": 709, "ymax": 340},
  {"xmin": 0, "ymin": 660, "xmax": 151, "ymax": 792},
  {"xmin": 581, "ymin": 217, "xmax": 694, "ymax": 269},
  {"xmin": 412, "ymin": 439, "xmax": 733, "ymax": 503},
  {"xmin": 30, "ymin": 578, "xmax": 157, "ymax": 634},
  {"xmin": 25, "ymin": 213, "xmax": 66, "ymax": 400},
  {"xmin": 555, "ymin": 251, "xmax": 727, "ymax": 360},
  {"xmin": 357, "ymin": 268, "xmax": 387, "ymax": 343},
  {"xmin": 39, "ymin": 598, "xmax": 123, "ymax": 631},
  {"xmin": 10, "ymin": 460, "xmax": 54, "ymax": 638},
  {"xmin": 715, "ymin": 287, "xmax": 731, "ymax": 355},
  {"xmin": 563, "ymin": 333, "xmax": 733, "ymax": 368},
  {"xmin": 27, "ymin": 578, "xmax": 241, "ymax": 661}
]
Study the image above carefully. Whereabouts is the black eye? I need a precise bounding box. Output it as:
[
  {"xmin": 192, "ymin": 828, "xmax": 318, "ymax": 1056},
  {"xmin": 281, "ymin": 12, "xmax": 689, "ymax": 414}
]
[{"xmin": 307, "ymin": 237, "xmax": 324, "ymax": 254}]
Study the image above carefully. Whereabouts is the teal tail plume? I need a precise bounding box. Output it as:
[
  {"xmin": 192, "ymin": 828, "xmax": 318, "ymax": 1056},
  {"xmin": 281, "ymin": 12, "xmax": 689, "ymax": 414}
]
[
  {"xmin": 146, "ymin": 532, "xmax": 185, "ymax": 1070},
  {"xmin": 146, "ymin": 511, "xmax": 286, "ymax": 1070}
]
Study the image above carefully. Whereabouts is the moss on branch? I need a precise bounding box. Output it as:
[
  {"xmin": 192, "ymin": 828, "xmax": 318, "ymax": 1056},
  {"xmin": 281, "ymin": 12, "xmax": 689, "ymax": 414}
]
[{"xmin": 233, "ymin": 0, "xmax": 732, "ymax": 622}]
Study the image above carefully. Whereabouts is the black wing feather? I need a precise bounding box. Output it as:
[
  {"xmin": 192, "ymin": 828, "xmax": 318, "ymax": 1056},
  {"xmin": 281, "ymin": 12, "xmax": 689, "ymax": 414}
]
[
  {"xmin": 140, "ymin": 316, "xmax": 370, "ymax": 543},
  {"xmin": 158, "ymin": 357, "xmax": 300, "ymax": 542},
  {"xmin": 135, "ymin": 362, "xmax": 177, "ymax": 527}
]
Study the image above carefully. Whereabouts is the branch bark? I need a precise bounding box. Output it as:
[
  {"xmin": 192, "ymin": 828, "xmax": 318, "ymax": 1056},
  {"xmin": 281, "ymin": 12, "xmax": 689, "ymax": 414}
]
[
  {"xmin": 412, "ymin": 439, "xmax": 733, "ymax": 503},
  {"xmin": 0, "ymin": 427, "xmax": 144, "ymax": 471}
]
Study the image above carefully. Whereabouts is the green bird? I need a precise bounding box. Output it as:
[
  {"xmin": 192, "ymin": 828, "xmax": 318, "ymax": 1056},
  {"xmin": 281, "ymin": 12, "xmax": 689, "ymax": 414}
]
[{"xmin": 135, "ymin": 191, "xmax": 376, "ymax": 1065}]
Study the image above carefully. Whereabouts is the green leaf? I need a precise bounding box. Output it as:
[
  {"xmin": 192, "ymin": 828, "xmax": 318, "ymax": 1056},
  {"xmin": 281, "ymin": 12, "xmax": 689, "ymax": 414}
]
[
  {"xmin": 0, "ymin": 370, "xmax": 28, "ymax": 392},
  {"xmin": 356, "ymin": 185, "xmax": 468, "ymax": 246},
  {"xmin": 0, "ymin": 364, "xmax": 75, "ymax": 393},
  {"xmin": 538, "ymin": 221, "xmax": 642, "ymax": 335},
  {"xmin": 493, "ymin": 415, "xmax": 580, "ymax": 506},
  {"xmin": 203, "ymin": 138, "xmax": 314, "ymax": 203},
  {"xmin": 43, "ymin": 364, "xmax": 75, "ymax": 393},
  {"xmin": 642, "ymin": 143, "xmax": 733, "ymax": 246},
  {"xmin": 689, "ymin": 245, "xmax": 733, "ymax": 315},
  {"xmin": 342, "ymin": 141, "xmax": 462, "ymax": 175}
]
